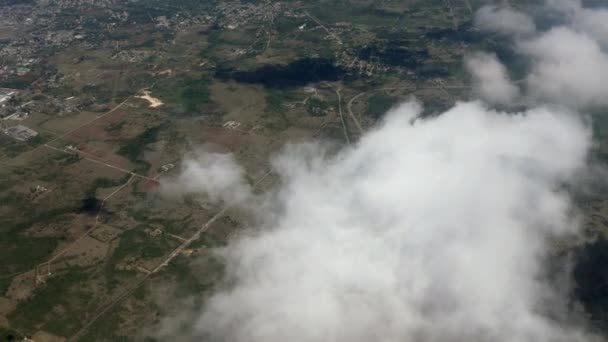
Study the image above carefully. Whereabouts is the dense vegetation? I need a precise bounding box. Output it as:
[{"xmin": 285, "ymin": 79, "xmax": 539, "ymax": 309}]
[
  {"xmin": 356, "ymin": 42, "xmax": 429, "ymax": 68},
  {"xmin": 118, "ymin": 126, "xmax": 161, "ymax": 171},
  {"xmin": 366, "ymin": 93, "xmax": 398, "ymax": 119},
  {"xmin": 216, "ymin": 58, "xmax": 346, "ymax": 88}
]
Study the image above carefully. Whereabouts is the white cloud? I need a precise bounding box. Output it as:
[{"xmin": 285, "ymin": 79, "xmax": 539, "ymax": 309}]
[
  {"xmin": 545, "ymin": 0, "xmax": 582, "ymax": 14},
  {"xmin": 162, "ymin": 101, "xmax": 592, "ymax": 342},
  {"xmin": 465, "ymin": 52, "xmax": 520, "ymax": 106},
  {"xmin": 161, "ymin": 151, "xmax": 252, "ymax": 205},
  {"xmin": 475, "ymin": 5, "xmax": 536, "ymax": 36},
  {"xmin": 546, "ymin": 0, "xmax": 608, "ymax": 48},
  {"xmin": 518, "ymin": 27, "xmax": 608, "ymax": 108},
  {"xmin": 473, "ymin": 2, "xmax": 608, "ymax": 109},
  {"xmin": 574, "ymin": 9, "xmax": 608, "ymax": 48},
  {"xmin": 153, "ymin": 3, "xmax": 608, "ymax": 341}
]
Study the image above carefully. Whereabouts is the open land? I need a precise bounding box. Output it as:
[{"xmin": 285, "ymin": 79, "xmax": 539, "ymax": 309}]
[{"xmin": 0, "ymin": 0, "xmax": 607, "ymax": 341}]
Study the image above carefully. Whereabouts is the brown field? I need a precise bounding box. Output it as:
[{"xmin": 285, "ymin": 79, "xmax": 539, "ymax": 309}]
[
  {"xmin": 90, "ymin": 224, "xmax": 123, "ymax": 243},
  {"xmin": 211, "ymin": 81, "xmax": 268, "ymax": 125},
  {"xmin": 31, "ymin": 330, "xmax": 66, "ymax": 342},
  {"xmin": 39, "ymin": 112, "xmax": 100, "ymax": 136},
  {"xmin": 62, "ymin": 235, "xmax": 109, "ymax": 267}
]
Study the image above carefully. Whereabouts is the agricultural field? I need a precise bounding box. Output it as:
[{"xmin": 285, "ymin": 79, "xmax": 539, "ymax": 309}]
[{"xmin": 0, "ymin": 0, "xmax": 607, "ymax": 341}]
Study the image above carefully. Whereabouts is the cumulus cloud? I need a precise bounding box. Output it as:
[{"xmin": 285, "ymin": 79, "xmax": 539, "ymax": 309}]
[
  {"xmin": 161, "ymin": 101, "xmax": 592, "ymax": 342},
  {"xmin": 465, "ymin": 52, "xmax": 520, "ymax": 106},
  {"xmin": 546, "ymin": 0, "xmax": 608, "ymax": 48},
  {"xmin": 471, "ymin": 1, "xmax": 608, "ymax": 108},
  {"xmin": 475, "ymin": 5, "xmax": 536, "ymax": 36},
  {"xmin": 518, "ymin": 27, "xmax": 608, "ymax": 108},
  {"xmin": 161, "ymin": 151, "xmax": 252, "ymax": 205},
  {"xmin": 153, "ymin": 3, "xmax": 608, "ymax": 341}
]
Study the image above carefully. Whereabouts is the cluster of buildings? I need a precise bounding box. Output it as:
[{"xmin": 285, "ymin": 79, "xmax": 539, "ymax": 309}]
[
  {"xmin": 335, "ymin": 50, "xmax": 394, "ymax": 77},
  {"xmin": 3, "ymin": 124, "xmax": 38, "ymax": 141},
  {"xmin": 0, "ymin": 88, "xmax": 24, "ymax": 120},
  {"xmin": 0, "ymin": 0, "xmax": 406, "ymax": 147},
  {"xmin": 216, "ymin": 1, "xmax": 284, "ymax": 30},
  {"xmin": 111, "ymin": 49, "xmax": 155, "ymax": 63},
  {"xmin": 0, "ymin": 88, "xmax": 17, "ymax": 107},
  {"xmin": 0, "ymin": 88, "xmax": 39, "ymax": 142}
]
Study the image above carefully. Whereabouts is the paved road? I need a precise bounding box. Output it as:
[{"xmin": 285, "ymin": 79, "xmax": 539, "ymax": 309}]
[
  {"xmin": 65, "ymin": 81, "xmax": 473, "ymax": 339},
  {"xmin": 335, "ymin": 88, "xmax": 351, "ymax": 145},
  {"xmin": 36, "ymin": 174, "xmax": 135, "ymax": 280},
  {"xmin": 346, "ymin": 85, "xmax": 472, "ymax": 132},
  {"xmin": 462, "ymin": 0, "xmax": 473, "ymax": 14},
  {"xmin": 67, "ymin": 170, "xmax": 273, "ymax": 341},
  {"xmin": 45, "ymin": 95, "xmax": 134, "ymax": 148},
  {"xmin": 43, "ymin": 144, "xmax": 155, "ymax": 181},
  {"xmin": 346, "ymin": 86, "xmax": 416, "ymax": 132},
  {"xmin": 303, "ymin": 10, "xmax": 343, "ymax": 45}
]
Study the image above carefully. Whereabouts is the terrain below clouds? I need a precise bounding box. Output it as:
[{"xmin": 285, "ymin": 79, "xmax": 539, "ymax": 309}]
[{"xmin": 160, "ymin": 101, "xmax": 592, "ymax": 342}]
